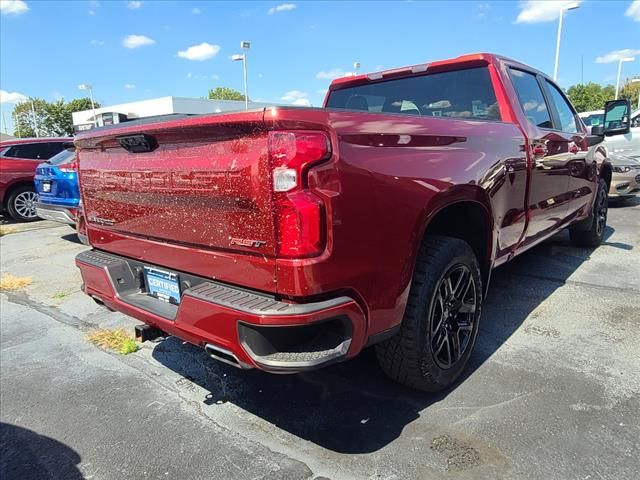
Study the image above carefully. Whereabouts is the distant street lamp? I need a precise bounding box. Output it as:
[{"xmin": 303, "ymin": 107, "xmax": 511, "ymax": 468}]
[
  {"xmin": 78, "ymin": 83, "xmax": 97, "ymax": 127},
  {"xmin": 232, "ymin": 41, "xmax": 250, "ymax": 110},
  {"xmin": 616, "ymin": 58, "xmax": 636, "ymax": 99},
  {"xmin": 30, "ymin": 100, "xmax": 39, "ymax": 138},
  {"xmin": 353, "ymin": 62, "xmax": 361, "ymax": 75},
  {"xmin": 553, "ymin": 2, "xmax": 580, "ymax": 82}
]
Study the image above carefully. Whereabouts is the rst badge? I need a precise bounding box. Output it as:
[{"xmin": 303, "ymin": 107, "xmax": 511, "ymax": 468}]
[{"xmin": 229, "ymin": 238, "xmax": 266, "ymax": 248}]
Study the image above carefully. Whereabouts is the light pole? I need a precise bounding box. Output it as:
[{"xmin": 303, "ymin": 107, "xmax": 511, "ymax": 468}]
[
  {"xmin": 615, "ymin": 57, "xmax": 635, "ymax": 99},
  {"xmin": 78, "ymin": 83, "xmax": 97, "ymax": 127},
  {"xmin": 30, "ymin": 100, "xmax": 39, "ymax": 138},
  {"xmin": 553, "ymin": 2, "xmax": 580, "ymax": 82},
  {"xmin": 232, "ymin": 41, "xmax": 250, "ymax": 111}
]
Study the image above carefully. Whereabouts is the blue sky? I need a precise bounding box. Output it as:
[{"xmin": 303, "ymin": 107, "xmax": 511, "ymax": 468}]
[{"xmin": 1, "ymin": 0, "xmax": 639, "ymax": 134}]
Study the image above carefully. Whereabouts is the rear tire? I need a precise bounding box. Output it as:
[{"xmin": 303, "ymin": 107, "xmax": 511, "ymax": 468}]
[
  {"xmin": 6, "ymin": 186, "xmax": 39, "ymax": 222},
  {"xmin": 376, "ymin": 236, "xmax": 482, "ymax": 392},
  {"xmin": 569, "ymin": 178, "xmax": 608, "ymax": 247}
]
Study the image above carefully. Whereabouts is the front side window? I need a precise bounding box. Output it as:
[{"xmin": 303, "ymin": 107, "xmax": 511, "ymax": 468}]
[
  {"xmin": 545, "ymin": 81, "xmax": 578, "ymax": 133},
  {"xmin": 509, "ymin": 68, "xmax": 552, "ymax": 129},
  {"xmin": 326, "ymin": 66, "xmax": 501, "ymax": 121}
]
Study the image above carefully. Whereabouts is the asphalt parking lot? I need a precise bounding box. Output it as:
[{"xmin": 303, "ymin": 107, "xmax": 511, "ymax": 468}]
[{"xmin": 1, "ymin": 198, "xmax": 639, "ymax": 480}]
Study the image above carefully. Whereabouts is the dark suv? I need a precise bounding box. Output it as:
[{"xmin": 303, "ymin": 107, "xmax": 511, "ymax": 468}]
[{"xmin": 0, "ymin": 137, "xmax": 72, "ymax": 221}]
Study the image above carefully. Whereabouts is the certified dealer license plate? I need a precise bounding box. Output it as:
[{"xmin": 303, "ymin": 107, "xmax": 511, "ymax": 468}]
[{"xmin": 144, "ymin": 267, "xmax": 181, "ymax": 304}]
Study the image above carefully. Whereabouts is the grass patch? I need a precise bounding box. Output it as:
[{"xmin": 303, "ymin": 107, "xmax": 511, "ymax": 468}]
[
  {"xmin": 0, "ymin": 226, "xmax": 18, "ymax": 237},
  {"xmin": 52, "ymin": 291, "xmax": 71, "ymax": 300},
  {"xmin": 87, "ymin": 328, "xmax": 140, "ymax": 355},
  {"xmin": 0, "ymin": 274, "xmax": 32, "ymax": 291}
]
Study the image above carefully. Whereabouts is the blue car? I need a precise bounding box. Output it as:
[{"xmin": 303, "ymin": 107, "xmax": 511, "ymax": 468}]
[{"xmin": 34, "ymin": 144, "xmax": 80, "ymax": 225}]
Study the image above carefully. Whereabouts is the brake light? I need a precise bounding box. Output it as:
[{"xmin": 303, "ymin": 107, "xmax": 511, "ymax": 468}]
[
  {"xmin": 268, "ymin": 130, "xmax": 331, "ymax": 258},
  {"xmin": 58, "ymin": 161, "xmax": 78, "ymax": 173}
]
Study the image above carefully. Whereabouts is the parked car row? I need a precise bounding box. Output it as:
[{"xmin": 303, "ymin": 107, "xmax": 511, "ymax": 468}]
[
  {"xmin": 1, "ymin": 137, "xmax": 71, "ymax": 221},
  {"xmin": 1, "ymin": 137, "xmax": 85, "ymax": 240}
]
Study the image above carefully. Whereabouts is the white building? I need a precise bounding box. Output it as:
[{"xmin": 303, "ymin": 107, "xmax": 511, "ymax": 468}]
[{"xmin": 72, "ymin": 96, "xmax": 275, "ymax": 132}]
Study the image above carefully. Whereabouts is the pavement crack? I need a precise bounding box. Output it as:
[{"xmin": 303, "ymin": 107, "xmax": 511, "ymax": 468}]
[{"xmin": 3, "ymin": 291, "xmax": 96, "ymax": 331}]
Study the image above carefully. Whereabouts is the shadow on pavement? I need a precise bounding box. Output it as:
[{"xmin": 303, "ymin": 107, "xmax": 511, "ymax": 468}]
[
  {"xmin": 61, "ymin": 232, "xmax": 82, "ymax": 245},
  {"xmin": 152, "ymin": 226, "xmax": 631, "ymax": 454},
  {"xmin": 0, "ymin": 423, "xmax": 83, "ymax": 480},
  {"xmin": 609, "ymin": 196, "xmax": 640, "ymax": 208}
]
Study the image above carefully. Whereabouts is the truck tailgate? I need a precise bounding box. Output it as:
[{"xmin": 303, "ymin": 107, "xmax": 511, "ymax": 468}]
[{"xmin": 76, "ymin": 110, "xmax": 277, "ymax": 289}]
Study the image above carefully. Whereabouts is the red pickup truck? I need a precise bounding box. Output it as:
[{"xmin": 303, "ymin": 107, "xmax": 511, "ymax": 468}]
[{"xmin": 75, "ymin": 53, "xmax": 624, "ymax": 392}]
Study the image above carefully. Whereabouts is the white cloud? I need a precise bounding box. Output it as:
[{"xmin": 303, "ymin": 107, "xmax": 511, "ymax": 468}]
[
  {"xmin": 0, "ymin": 0, "xmax": 29, "ymax": 15},
  {"xmin": 127, "ymin": 0, "xmax": 142, "ymax": 9},
  {"xmin": 88, "ymin": 0, "xmax": 99, "ymax": 15},
  {"xmin": 124, "ymin": 84, "xmax": 136, "ymax": 89},
  {"xmin": 281, "ymin": 91, "xmax": 311, "ymax": 106},
  {"xmin": 516, "ymin": 1, "xmax": 582, "ymax": 24},
  {"xmin": 595, "ymin": 49, "xmax": 640, "ymax": 64},
  {"xmin": 316, "ymin": 89, "xmax": 327, "ymax": 95},
  {"xmin": 122, "ymin": 34, "xmax": 155, "ymax": 48},
  {"xmin": 0, "ymin": 90, "xmax": 28, "ymax": 104},
  {"xmin": 316, "ymin": 68, "xmax": 348, "ymax": 80},
  {"xmin": 90, "ymin": 39, "xmax": 105, "ymax": 46},
  {"xmin": 186, "ymin": 72, "xmax": 218, "ymax": 80},
  {"xmin": 268, "ymin": 3, "xmax": 296, "ymax": 15},
  {"xmin": 281, "ymin": 90, "xmax": 308, "ymax": 102},
  {"xmin": 626, "ymin": 0, "xmax": 640, "ymax": 21},
  {"xmin": 292, "ymin": 98, "xmax": 311, "ymax": 106},
  {"xmin": 192, "ymin": 7, "xmax": 200, "ymax": 14},
  {"xmin": 177, "ymin": 42, "xmax": 220, "ymax": 61}
]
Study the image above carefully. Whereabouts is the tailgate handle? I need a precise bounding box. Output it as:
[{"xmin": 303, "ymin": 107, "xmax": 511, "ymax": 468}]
[{"xmin": 117, "ymin": 134, "xmax": 158, "ymax": 153}]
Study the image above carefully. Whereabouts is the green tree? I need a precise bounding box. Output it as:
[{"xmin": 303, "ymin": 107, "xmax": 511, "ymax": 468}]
[
  {"xmin": 12, "ymin": 98, "xmax": 49, "ymax": 138},
  {"xmin": 566, "ymin": 82, "xmax": 615, "ymax": 113},
  {"xmin": 45, "ymin": 97, "xmax": 98, "ymax": 136},
  {"xmin": 619, "ymin": 77, "xmax": 640, "ymax": 110},
  {"xmin": 11, "ymin": 97, "xmax": 99, "ymax": 137},
  {"xmin": 208, "ymin": 87, "xmax": 245, "ymax": 101}
]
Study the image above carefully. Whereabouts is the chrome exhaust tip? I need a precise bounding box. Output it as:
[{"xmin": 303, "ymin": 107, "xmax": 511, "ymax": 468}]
[{"xmin": 204, "ymin": 343, "xmax": 250, "ymax": 369}]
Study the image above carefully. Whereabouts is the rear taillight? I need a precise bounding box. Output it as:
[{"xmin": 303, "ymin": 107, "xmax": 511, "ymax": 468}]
[
  {"xmin": 268, "ymin": 130, "xmax": 331, "ymax": 258},
  {"xmin": 58, "ymin": 161, "xmax": 78, "ymax": 173}
]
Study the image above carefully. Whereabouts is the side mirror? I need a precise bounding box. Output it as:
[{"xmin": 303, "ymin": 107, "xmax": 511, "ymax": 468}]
[
  {"xmin": 586, "ymin": 125, "xmax": 605, "ymax": 147},
  {"xmin": 590, "ymin": 125, "xmax": 604, "ymax": 136},
  {"xmin": 603, "ymin": 99, "xmax": 631, "ymax": 137}
]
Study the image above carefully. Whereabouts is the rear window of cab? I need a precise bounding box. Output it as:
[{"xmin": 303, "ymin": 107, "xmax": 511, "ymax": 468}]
[{"xmin": 325, "ymin": 66, "xmax": 500, "ymax": 121}]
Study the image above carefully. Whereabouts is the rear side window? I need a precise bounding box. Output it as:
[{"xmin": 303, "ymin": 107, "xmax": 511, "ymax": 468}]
[
  {"xmin": 509, "ymin": 69, "xmax": 552, "ymax": 129},
  {"xmin": 326, "ymin": 66, "xmax": 501, "ymax": 121},
  {"xmin": 2, "ymin": 142, "xmax": 65, "ymax": 160},
  {"xmin": 545, "ymin": 80, "xmax": 578, "ymax": 133},
  {"xmin": 47, "ymin": 148, "xmax": 75, "ymax": 166},
  {"xmin": 44, "ymin": 142, "xmax": 67, "ymax": 159}
]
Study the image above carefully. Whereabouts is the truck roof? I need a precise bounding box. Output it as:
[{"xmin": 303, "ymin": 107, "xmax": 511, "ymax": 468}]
[{"xmin": 328, "ymin": 52, "xmax": 547, "ymax": 91}]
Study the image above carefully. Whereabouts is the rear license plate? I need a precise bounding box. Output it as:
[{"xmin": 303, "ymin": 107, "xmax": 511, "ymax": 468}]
[
  {"xmin": 144, "ymin": 267, "xmax": 181, "ymax": 304},
  {"xmin": 42, "ymin": 182, "xmax": 51, "ymax": 193}
]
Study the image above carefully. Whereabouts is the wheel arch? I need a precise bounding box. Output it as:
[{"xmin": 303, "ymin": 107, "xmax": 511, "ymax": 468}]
[
  {"xmin": 599, "ymin": 161, "xmax": 612, "ymax": 192},
  {"xmin": 2, "ymin": 180, "xmax": 36, "ymax": 209},
  {"xmin": 414, "ymin": 187, "xmax": 495, "ymax": 295}
]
